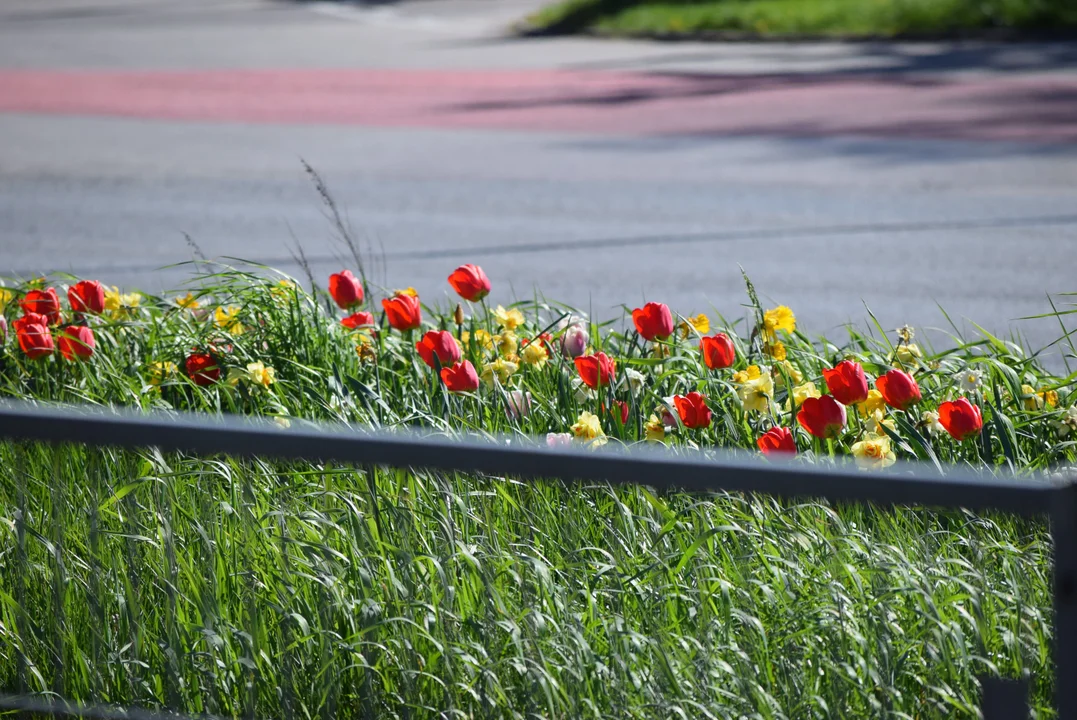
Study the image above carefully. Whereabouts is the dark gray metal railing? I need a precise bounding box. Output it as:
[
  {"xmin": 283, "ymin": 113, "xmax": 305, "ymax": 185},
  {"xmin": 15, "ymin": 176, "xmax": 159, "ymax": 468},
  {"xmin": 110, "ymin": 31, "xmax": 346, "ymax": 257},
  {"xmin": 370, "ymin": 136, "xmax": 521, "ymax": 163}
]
[{"xmin": 0, "ymin": 402, "xmax": 1072, "ymax": 719}]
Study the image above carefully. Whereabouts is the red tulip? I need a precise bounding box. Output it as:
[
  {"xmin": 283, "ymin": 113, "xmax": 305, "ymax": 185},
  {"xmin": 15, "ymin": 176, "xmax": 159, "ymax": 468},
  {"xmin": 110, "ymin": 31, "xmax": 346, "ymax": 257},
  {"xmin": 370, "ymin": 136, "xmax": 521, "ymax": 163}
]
[
  {"xmin": 185, "ymin": 352, "xmax": 220, "ymax": 386},
  {"xmin": 823, "ymin": 360, "xmax": 870, "ymax": 406},
  {"xmin": 68, "ymin": 280, "xmax": 106, "ymax": 315},
  {"xmin": 328, "ymin": 270, "xmax": 364, "ymax": 310},
  {"xmin": 797, "ymin": 396, "xmax": 847, "ymax": 439},
  {"xmin": 757, "ymin": 426, "xmax": 796, "ymax": 456},
  {"xmin": 440, "ymin": 360, "xmax": 479, "ymax": 393},
  {"xmin": 673, "ymin": 391, "xmax": 712, "ymax": 430},
  {"xmin": 447, "ymin": 264, "xmax": 491, "ymax": 302},
  {"xmin": 341, "ymin": 311, "xmax": 375, "ymax": 330},
  {"xmin": 574, "ymin": 352, "xmax": 616, "ymax": 389},
  {"xmin": 416, "ymin": 330, "xmax": 462, "ymax": 369},
  {"xmin": 876, "ymin": 369, "xmax": 921, "ymax": 411},
  {"xmin": 382, "ymin": 294, "xmax": 422, "ymax": 332},
  {"xmin": 631, "ymin": 302, "xmax": 674, "ymax": 342},
  {"xmin": 601, "ymin": 400, "xmax": 630, "ymax": 425},
  {"xmin": 938, "ymin": 398, "xmax": 983, "ymax": 441},
  {"xmin": 699, "ymin": 333, "xmax": 736, "ymax": 370},
  {"xmin": 20, "ymin": 288, "xmax": 62, "ymax": 326},
  {"xmin": 58, "ymin": 326, "xmax": 95, "ymax": 361},
  {"xmin": 13, "ymin": 313, "xmax": 54, "ymax": 359}
]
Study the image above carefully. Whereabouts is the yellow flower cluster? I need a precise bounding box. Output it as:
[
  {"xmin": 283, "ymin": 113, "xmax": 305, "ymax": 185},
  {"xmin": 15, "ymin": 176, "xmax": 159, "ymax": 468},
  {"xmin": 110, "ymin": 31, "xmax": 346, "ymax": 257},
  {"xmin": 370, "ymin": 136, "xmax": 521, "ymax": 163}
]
[
  {"xmin": 214, "ymin": 306, "xmax": 245, "ymax": 336},
  {"xmin": 571, "ymin": 411, "xmax": 607, "ymax": 447},
  {"xmin": 104, "ymin": 286, "xmax": 141, "ymax": 320},
  {"xmin": 733, "ymin": 365, "xmax": 774, "ymax": 413},
  {"xmin": 763, "ymin": 306, "xmax": 795, "ymax": 341},
  {"xmin": 851, "ymin": 434, "xmax": 896, "ymax": 470}
]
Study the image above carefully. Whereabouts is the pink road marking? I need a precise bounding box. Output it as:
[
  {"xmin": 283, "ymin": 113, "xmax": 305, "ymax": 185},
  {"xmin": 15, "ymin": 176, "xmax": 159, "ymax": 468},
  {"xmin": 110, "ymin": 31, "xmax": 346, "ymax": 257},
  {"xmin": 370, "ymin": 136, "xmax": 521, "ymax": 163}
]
[{"xmin": 0, "ymin": 68, "xmax": 1075, "ymax": 142}]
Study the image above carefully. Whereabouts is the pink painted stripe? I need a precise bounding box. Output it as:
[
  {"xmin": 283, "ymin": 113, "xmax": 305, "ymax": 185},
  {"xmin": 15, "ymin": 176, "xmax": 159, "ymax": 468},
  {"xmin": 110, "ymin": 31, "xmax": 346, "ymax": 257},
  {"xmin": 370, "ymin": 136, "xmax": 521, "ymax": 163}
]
[{"xmin": 0, "ymin": 68, "xmax": 1075, "ymax": 142}]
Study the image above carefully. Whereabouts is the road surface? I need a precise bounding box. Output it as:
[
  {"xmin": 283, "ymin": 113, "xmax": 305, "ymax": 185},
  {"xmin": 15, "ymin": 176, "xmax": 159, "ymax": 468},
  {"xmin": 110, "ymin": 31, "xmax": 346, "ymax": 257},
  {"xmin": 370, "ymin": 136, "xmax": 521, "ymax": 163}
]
[{"xmin": 2, "ymin": 0, "xmax": 1076, "ymax": 354}]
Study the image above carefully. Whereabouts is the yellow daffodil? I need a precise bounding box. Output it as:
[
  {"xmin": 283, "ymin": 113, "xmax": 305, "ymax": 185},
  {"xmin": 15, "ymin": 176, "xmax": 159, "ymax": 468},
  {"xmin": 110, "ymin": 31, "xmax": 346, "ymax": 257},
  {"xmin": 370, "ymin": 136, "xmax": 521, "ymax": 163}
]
[
  {"xmin": 461, "ymin": 328, "xmax": 493, "ymax": 350},
  {"xmin": 773, "ymin": 360, "xmax": 803, "ymax": 387},
  {"xmin": 857, "ymin": 389, "xmax": 886, "ymax": 418},
  {"xmin": 644, "ymin": 414, "xmax": 666, "ymax": 443},
  {"xmin": 864, "ymin": 408, "xmax": 896, "ymax": 435},
  {"xmin": 521, "ymin": 340, "xmax": 548, "ymax": 368},
  {"xmin": 893, "ymin": 343, "xmax": 923, "ymax": 367},
  {"xmin": 495, "ymin": 331, "xmax": 518, "ymax": 357},
  {"xmin": 104, "ymin": 286, "xmax": 141, "ymax": 320},
  {"xmin": 764, "ymin": 340, "xmax": 787, "ymax": 361},
  {"xmin": 481, "ymin": 357, "xmax": 518, "ymax": 387},
  {"xmin": 763, "ymin": 306, "xmax": 795, "ymax": 340},
  {"xmin": 1039, "ymin": 387, "xmax": 1059, "ymax": 408},
  {"xmin": 393, "ymin": 287, "xmax": 419, "ymax": 298},
  {"xmin": 176, "ymin": 293, "xmax": 200, "ymax": 310},
  {"xmin": 787, "ymin": 381, "xmax": 821, "ymax": 410},
  {"xmin": 0, "ymin": 287, "xmax": 14, "ymax": 312},
  {"xmin": 677, "ymin": 313, "xmax": 710, "ymax": 339},
  {"xmin": 214, "ymin": 306, "xmax": 245, "ymax": 336},
  {"xmin": 732, "ymin": 365, "xmax": 762, "ymax": 384},
  {"xmin": 246, "ymin": 362, "xmax": 276, "ymax": 388},
  {"xmin": 493, "ymin": 305, "xmax": 525, "ymax": 331},
  {"xmin": 735, "ymin": 365, "xmax": 774, "ymax": 413},
  {"xmin": 1022, "ymin": 384, "xmax": 1043, "ymax": 411},
  {"xmin": 851, "ymin": 433, "xmax": 896, "ymax": 470},
  {"xmin": 896, "ymin": 325, "xmax": 915, "ymax": 343},
  {"xmin": 146, "ymin": 361, "xmax": 176, "ymax": 386},
  {"xmin": 571, "ymin": 411, "xmax": 606, "ymax": 446}
]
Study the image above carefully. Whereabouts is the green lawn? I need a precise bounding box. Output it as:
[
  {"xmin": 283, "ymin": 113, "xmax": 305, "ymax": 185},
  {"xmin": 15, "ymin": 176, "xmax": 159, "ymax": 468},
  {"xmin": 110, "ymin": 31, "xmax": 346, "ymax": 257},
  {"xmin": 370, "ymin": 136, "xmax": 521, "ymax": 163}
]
[{"xmin": 522, "ymin": 0, "xmax": 1077, "ymax": 38}]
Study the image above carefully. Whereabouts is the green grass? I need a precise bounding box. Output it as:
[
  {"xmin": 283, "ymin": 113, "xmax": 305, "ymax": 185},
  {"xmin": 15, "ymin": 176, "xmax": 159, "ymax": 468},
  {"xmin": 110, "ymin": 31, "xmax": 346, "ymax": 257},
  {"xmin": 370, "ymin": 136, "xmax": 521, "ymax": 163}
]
[
  {"xmin": 522, "ymin": 0, "xmax": 1077, "ymax": 38},
  {"xmin": 0, "ymin": 261, "xmax": 1074, "ymax": 716}
]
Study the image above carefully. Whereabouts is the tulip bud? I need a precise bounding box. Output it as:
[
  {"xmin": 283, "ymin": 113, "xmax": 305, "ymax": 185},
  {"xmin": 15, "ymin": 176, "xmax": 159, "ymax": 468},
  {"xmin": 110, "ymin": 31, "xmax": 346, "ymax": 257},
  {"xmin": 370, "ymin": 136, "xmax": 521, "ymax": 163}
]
[
  {"xmin": 560, "ymin": 324, "xmax": 589, "ymax": 359},
  {"xmin": 454, "ymin": 303, "xmax": 465, "ymax": 326}
]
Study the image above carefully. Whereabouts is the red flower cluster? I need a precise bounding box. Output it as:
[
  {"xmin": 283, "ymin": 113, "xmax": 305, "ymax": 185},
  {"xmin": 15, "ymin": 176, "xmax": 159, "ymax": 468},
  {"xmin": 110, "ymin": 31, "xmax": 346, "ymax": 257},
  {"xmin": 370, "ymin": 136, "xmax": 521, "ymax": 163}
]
[
  {"xmin": 59, "ymin": 326, "xmax": 95, "ymax": 361},
  {"xmin": 20, "ymin": 288, "xmax": 62, "ymax": 326},
  {"xmin": 757, "ymin": 426, "xmax": 796, "ymax": 455},
  {"xmin": 68, "ymin": 280, "xmax": 105, "ymax": 315},
  {"xmin": 673, "ymin": 392, "xmax": 711, "ymax": 429},
  {"xmin": 876, "ymin": 370, "xmax": 921, "ymax": 411},
  {"xmin": 448, "ymin": 264, "xmax": 491, "ymax": 302},
  {"xmin": 185, "ymin": 352, "xmax": 220, "ymax": 386},
  {"xmin": 441, "ymin": 360, "xmax": 479, "ymax": 392},
  {"xmin": 699, "ymin": 333, "xmax": 735, "ymax": 370},
  {"xmin": 797, "ymin": 396, "xmax": 846, "ymax": 439},
  {"xmin": 416, "ymin": 330, "xmax": 461, "ymax": 369},
  {"xmin": 631, "ymin": 302, "xmax": 674, "ymax": 342},
  {"xmin": 939, "ymin": 398, "xmax": 983, "ymax": 441},
  {"xmin": 575, "ymin": 352, "xmax": 616, "ymax": 389},
  {"xmin": 14, "ymin": 313, "xmax": 54, "ymax": 359},
  {"xmin": 382, "ymin": 294, "xmax": 422, "ymax": 332},
  {"xmin": 341, "ymin": 311, "xmax": 375, "ymax": 330},
  {"xmin": 328, "ymin": 270, "xmax": 364, "ymax": 310},
  {"xmin": 823, "ymin": 360, "xmax": 869, "ymax": 406}
]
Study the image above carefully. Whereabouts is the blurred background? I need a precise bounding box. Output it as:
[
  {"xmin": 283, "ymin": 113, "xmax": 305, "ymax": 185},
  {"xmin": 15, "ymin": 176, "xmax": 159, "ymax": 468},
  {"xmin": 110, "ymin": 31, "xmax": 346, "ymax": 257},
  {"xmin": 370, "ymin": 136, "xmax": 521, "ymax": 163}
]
[{"xmin": 1, "ymin": 0, "xmax": 1075, "ymax": 351}]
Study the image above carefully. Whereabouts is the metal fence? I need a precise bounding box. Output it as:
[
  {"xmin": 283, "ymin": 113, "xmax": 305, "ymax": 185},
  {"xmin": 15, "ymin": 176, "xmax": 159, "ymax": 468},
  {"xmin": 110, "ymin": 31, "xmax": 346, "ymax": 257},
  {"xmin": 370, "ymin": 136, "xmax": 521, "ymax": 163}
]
[{"xmin": 0, "ymin": 402, "xmax": 1072, "ymax": 719}]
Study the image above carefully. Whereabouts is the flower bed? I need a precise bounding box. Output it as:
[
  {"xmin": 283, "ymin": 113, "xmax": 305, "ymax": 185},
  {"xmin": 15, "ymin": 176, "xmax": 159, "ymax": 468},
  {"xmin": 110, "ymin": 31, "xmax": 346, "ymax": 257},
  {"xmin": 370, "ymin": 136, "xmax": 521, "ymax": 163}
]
[
  {"xmin": 2, "ymin": 264, "xmax": 1073, "ymax": 472},
  {"xmin": 0, "ymin": 262, "xmax": 1071, "ymax": 717}
]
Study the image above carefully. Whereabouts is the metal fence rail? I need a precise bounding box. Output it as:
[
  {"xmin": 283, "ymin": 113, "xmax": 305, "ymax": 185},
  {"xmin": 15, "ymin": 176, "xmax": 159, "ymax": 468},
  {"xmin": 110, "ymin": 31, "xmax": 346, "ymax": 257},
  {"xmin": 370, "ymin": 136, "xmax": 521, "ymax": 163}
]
[{"xmin": 0, "ymin": 402, "xmax": 1073, "ymax": 719}]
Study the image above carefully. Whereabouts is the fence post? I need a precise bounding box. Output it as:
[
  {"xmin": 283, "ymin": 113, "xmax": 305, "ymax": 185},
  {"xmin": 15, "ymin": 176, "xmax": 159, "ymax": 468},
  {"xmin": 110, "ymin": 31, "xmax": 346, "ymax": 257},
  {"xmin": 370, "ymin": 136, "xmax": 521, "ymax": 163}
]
[
  {"xmin": 979, "ymin": 676, "xmax": 1028, "ymax": 720},
  {"xmin": 1053, "ymin": 480, "xmax": 1077, "ymax": 720}
]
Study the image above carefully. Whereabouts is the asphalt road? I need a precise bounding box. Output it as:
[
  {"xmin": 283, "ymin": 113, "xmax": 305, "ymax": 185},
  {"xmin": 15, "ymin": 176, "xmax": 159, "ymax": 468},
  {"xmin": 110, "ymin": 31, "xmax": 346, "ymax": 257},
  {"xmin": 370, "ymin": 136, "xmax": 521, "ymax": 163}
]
[{"xmin": 2, "ymin": 0, "xmax": 1076, "ymax": 355}]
